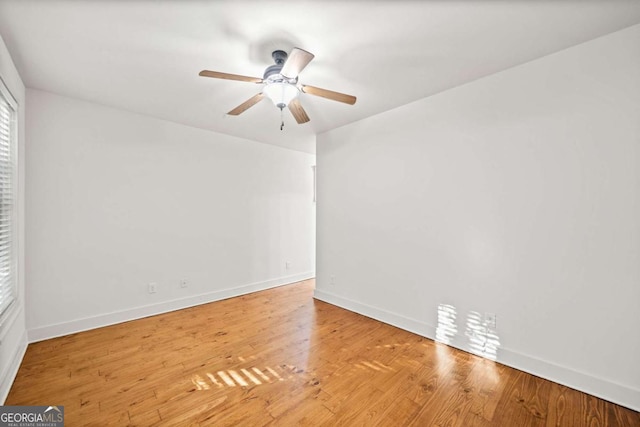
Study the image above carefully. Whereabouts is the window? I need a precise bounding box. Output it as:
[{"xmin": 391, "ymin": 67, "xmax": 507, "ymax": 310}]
[{"xmin": 0, "ymin": 78, "xmax": 16, "ymax": 318}]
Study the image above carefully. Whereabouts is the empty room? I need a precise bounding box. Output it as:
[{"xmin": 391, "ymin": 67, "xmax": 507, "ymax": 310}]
[{"xmin": 0, "ymin": 0, "xmax": 639, "ymax": 425}]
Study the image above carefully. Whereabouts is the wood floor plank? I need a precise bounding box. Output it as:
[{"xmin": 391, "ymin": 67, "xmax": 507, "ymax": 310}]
[
  {"xmin": 582, "ymin": 393, "xmax": 608, "ymax": 427},
  {"xmin": 492, "ymin": 370, "xmax": 551, "ymax": 427},
  {"xmin": 470, "ymin": 359, "xmax": 509, "ymax": 422},
  {"xmin": 546, "ymin": 384, "xmax": 583, "ymax": 427},
  {"xmin": 375, "ymin": 396, "xmax": 421, "ymax": 427},
  {"xmin": 607, "ymin": 401, "xmax": 640, "ymax": 427},
  {"xmin": 407, "ymin": 353, "xmax": 483, "ymax": 426},
  {"xmin": 6, "ymin": 279, "xmax": 639, "ymax": 426}
]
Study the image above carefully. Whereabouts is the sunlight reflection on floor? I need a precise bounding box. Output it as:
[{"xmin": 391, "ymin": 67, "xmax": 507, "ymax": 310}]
[
  {"xmin": 192, "ymin": 364, "xmax": 292, "ymax": 390},
  {"xmin": 191, "ymin": 351, "xmax": 402, "ymax": 392}
]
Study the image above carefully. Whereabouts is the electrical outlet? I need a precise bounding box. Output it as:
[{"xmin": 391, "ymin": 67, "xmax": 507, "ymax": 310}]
[
  {"xmin": 180, "ymin": 279, "xmax": 188, "ymax": 288},
  {"xmin": 485, "ymin": 312, "xmax": 497, "ymax": 329},
  {"xmin": 285, "ymin": 261, "xmax": 291, "ymax": 270},
  {"xmin": 148, "ymin": 282, "xmax": 157, "ymax": 294},
  {"xmin": 330, "ymin": 275, "xmax": 336, "ymax": 287}
]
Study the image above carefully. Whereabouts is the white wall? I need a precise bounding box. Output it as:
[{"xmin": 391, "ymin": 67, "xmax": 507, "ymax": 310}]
[
  {"xmin": 26, "ymin": 90, "xmax": 315, "ymax": 340},
  {"xmin": 0, "ymin": 34, "xmax": 27, "ymax": 403},
  {"xmin": 316, "ymin": 24, "xmax": 640, "ymax": 411}
]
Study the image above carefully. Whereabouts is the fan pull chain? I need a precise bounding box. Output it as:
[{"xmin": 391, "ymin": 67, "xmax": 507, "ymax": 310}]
[{"xmin": 280, "ymin": 106, "xmax": 285, "ymax": 131}]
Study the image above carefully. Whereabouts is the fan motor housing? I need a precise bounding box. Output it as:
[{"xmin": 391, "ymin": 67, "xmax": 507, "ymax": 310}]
[
  {"xmin": 263, "ymin": 64, "xmax": 283, "ymax": 80},
  {"xmin": 263, "ymin": 50, "xmax": 298, "ymax": 84}
]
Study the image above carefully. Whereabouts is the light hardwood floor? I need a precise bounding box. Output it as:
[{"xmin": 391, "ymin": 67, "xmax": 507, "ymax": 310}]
[{"xmin": 6, "ymin": 280, "xmax": 639, "ymax": 426}]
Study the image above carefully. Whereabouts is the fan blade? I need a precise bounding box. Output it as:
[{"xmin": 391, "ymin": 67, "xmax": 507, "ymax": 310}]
[
  {"xmin": 301, "ymin": 85, "xmax": 356, "ymax": 105},
  {"xmin": 288, "ymin": 99, "xmax": 310, "ymax": 124},
  {"xmin": 228, "ymin": 93, "xmax": 265, "ymax": 116},
  {"xmin": 199, "ymin": 70, "xmax": 263, "ymax": 83},
  {"xmin": 280, "ymin": 48, "xmax": 315, "ymax": 79}
]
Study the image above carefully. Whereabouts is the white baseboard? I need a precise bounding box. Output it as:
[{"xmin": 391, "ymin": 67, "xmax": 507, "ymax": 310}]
[
  {"xmin": 0, "ymin": 329, "xmax": 28, "ymax": 404},
  {"xmin": 313, "ymin": 289, "xmax": 640, "ymax": 412},
  {"xmin": 28, "ymin": 272, "xmax": 315, "ymax": 343},
  {"xmin": 313, "ymin": 288, "xmax": 434, "ymax": 338}
]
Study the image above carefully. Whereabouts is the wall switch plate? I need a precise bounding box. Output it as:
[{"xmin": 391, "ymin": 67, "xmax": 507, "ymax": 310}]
[
  {"xmin": 148, "ymin": 282, "xmax": 157, "ymax": 294},
  {"xmin": 180, "ymin": 279, "xmax": 188, "ymax": 288},
  {"xmin": 485, "ymin": 312, "xmax": 497, "ymax": 329}
]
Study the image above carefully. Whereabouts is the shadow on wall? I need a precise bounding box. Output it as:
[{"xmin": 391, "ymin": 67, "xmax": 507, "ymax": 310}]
[{"xmin": 436, "ymin": 304, "xmax": 501, "ymax": 361}]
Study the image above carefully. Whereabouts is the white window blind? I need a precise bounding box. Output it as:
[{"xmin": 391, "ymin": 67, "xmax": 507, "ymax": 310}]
[{"xmin": 0, "ymin": 79, "xmax": 15, "ymax": 318}]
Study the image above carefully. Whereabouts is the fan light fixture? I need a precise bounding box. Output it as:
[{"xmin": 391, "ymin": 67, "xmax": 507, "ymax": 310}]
[{"xmin": 263, "ymin": 82, "xmax": 299, "ymax": 109}]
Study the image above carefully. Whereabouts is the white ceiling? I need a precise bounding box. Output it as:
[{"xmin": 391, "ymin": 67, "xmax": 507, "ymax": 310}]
[{"xmin": 1, "ymin": 1, "xmax": 639, "ymax": 154}]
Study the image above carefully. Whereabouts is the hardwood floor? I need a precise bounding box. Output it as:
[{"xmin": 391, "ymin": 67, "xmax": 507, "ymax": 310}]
[{"xmin": 6, "ymin": 279, "xmax": 639, "ymax": 426}]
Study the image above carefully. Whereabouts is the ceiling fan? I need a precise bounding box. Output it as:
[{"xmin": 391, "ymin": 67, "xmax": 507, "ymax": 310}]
[{"xmin": 199, "ymin": 47, "xmax": 356, "ymax": 129}]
